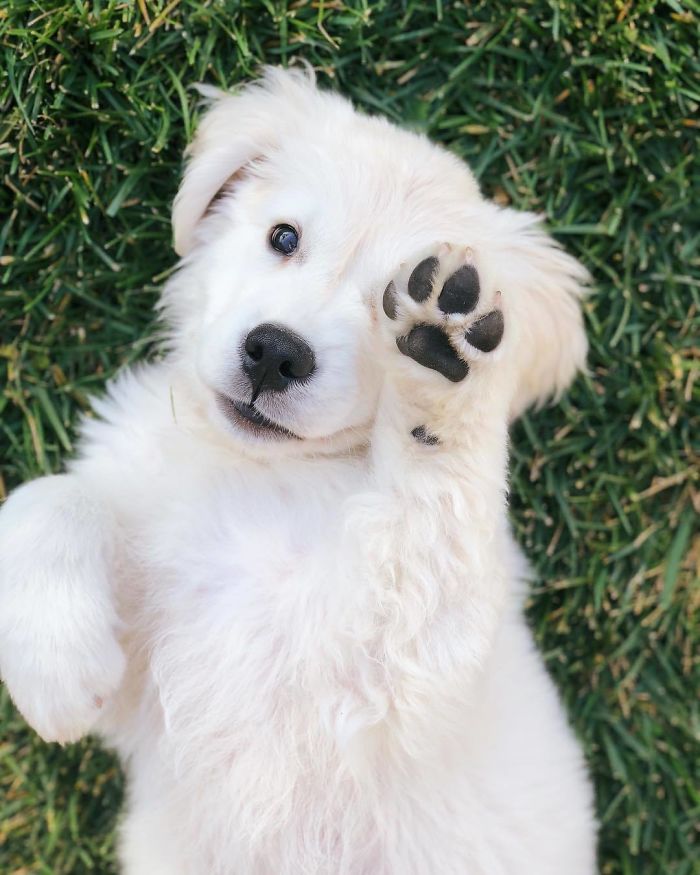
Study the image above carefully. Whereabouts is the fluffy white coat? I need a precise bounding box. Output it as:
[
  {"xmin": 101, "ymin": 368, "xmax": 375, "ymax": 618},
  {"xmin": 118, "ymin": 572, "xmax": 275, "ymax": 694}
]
[{"xmin": 0, "ymin": 68, "xmax": 596, "ymax": 874}]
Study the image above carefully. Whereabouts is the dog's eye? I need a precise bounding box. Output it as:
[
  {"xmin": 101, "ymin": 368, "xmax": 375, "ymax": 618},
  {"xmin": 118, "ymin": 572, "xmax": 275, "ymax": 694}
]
[{"xmin": 270, "ymin": 224, "xmax": 299, "ymax": 256}]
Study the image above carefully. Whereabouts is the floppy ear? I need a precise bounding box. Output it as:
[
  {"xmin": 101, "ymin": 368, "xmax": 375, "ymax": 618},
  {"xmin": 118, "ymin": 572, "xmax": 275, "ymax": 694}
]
[
  {"xmin": 483, "ymin": 205, "xmax": 590, "ymax": 420},
  {"xmin": 172, "ymin": 67, "xmax": 317, "ymax": 258}
]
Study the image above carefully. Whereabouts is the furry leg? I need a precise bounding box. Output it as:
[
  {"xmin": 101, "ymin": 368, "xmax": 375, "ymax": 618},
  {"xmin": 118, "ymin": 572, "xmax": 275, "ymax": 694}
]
[
  {"xmin": 0, "ymin": 474, "xmax": 125, "ymax": 743},
  {"xmin": 341, "ymin": 245, "xmax": 514, "ymax": 755}
]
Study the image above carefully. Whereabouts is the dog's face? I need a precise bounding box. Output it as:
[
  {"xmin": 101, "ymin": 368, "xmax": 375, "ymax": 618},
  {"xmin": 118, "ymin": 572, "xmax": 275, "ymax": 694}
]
[{"xmin": 164, "ymin": 69, "xmax": 588, "ymax": 456}]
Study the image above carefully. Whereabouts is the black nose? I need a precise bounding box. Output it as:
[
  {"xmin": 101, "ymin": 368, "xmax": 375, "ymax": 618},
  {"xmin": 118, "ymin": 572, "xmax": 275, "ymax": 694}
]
[{"xmin": 242, "ymin": 323, "xmax": 316, "ymax": 399}]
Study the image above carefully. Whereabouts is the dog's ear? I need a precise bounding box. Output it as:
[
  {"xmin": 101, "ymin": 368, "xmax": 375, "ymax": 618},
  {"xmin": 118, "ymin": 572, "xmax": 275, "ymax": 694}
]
[
  {"xmin": 482, "ymin": 205, "xmax": 590, "ymax": 420},
  {"xmin": 172, "ymin": 67, "xmax": 316, "ymax": 257}
]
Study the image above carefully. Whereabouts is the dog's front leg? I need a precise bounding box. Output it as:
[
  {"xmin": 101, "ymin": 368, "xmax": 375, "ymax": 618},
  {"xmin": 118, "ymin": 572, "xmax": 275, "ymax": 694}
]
[
  {"xmin": 347, "ymin": 246, "xmax": 514, "ymax": 743},
  {"xmin": 0, "ymin": 474, "xmax": 125, "ymax": 743}
]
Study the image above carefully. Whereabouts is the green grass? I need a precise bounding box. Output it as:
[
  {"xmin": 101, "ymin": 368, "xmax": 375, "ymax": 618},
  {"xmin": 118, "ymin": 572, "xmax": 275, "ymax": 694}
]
[{"xmin": 0, "ymin": 1, "xmax": 698, "ymax": 872}]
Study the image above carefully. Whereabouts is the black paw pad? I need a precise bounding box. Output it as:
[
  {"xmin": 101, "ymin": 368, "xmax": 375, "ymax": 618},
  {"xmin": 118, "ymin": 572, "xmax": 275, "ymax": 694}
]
[
  {"xmin": 465, "ymin": 309, "xmax": 504, "ymax": 352},
  {"xmin": 383, "ymin": 281, "xmax": 398, "ymax": 319},
  {"xmin": 438, "ymin": 264, "xmax": 480, "ymax": 315},
  {"xmin": 407, "ymin": 257, "xmax": 439, "ymax": 302},
  {"xmin": 396, "ymin": 324, "xmax": 469, "ymax": 382},
  {"xmin": 411, "ymin": 425, "xmax": 439, "ymax": 445}
]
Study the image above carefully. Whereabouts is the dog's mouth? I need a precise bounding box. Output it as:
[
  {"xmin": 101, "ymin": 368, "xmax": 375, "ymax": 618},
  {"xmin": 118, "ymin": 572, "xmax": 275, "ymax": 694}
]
[{"xmin": 216, "ymin": 393, "xmax": 301, "ymax": 441}]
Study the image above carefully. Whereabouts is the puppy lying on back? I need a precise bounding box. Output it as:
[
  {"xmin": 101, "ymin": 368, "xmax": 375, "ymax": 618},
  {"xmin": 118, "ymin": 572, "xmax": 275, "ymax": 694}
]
[{"xmin": 0, "ymin": 67, "xmax": 596, "ymax": 874}]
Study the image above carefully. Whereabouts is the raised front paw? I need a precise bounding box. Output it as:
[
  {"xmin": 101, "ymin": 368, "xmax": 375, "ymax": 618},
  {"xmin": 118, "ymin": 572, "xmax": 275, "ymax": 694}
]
[{"xmin": 383, "ymin": 244, "xmax": 504, "ymax": 382}]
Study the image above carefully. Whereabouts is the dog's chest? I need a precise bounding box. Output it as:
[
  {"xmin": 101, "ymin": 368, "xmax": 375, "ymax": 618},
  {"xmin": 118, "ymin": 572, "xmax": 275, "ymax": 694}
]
[{"xmin": 132, "ymin": 459, "xmax": 362, "ymax": 715}]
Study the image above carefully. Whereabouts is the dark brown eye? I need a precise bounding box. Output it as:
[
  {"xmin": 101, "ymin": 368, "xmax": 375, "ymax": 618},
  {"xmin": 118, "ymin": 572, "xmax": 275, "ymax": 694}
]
[{"xmin": 270, "ymin": 224, "xmax": 299, "ymax": 256}]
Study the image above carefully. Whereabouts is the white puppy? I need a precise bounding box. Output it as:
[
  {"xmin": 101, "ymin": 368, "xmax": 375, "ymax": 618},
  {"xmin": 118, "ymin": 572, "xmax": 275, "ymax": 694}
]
[{"xmin": 0, "ymin": 68, "xmax": 596, "ymax": 874}]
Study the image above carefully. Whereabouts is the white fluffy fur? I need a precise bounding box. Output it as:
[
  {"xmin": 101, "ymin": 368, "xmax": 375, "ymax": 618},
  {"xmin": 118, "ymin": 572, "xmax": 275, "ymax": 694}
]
[{"xmin": 0, "ymin": 68, "xmax": 596, "ymax": 874}]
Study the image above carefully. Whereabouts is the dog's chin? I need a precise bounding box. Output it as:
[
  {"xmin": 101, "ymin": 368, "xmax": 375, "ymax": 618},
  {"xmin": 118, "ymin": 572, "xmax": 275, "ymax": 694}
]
[
  {"xmin": 215, "ymin": 393, "xmax": 302, "ymax": 442},
  {"xmin": 212, "ymin": 391, "xmax": 372, "ymax": 457}
]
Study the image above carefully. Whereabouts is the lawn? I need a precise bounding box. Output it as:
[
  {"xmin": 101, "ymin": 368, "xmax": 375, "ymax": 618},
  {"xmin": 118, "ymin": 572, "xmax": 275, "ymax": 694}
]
[{"xmin": 0, "ymin": 1, "xmax": 698, "ymax": 872}]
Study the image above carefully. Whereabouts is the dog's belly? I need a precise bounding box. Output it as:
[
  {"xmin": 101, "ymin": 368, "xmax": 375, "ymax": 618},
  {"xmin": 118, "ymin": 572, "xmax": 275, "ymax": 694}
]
[
  {"xmin": 112, "ymin": 465, "xmax": 389, "ymax": 871},
  {"xmin": 113, "ymin": 593, "xmax": 595, "ymax": 875},
  {"xmin": 104, "ymin": 465, "xmax": 593, "ymax": 875}
]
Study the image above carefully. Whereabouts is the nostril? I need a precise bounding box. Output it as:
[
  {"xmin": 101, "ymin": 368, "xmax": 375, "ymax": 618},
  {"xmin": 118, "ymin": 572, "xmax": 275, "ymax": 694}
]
[
  {"xmin": 279, "ymin": 360, "xmax": 294, "ymax": 379},
  {"xmin": 246, "ymin": 340, "xmax": 264, "ymax": 362}
]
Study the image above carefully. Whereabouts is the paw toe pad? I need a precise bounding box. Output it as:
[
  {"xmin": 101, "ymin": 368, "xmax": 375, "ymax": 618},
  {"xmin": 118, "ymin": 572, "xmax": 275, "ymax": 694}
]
[
  {"xmin": 407, "ymin": 257, "xmax": 439, "ymax": 302},
  {"xmin": 437, "ymin": 264, "xmax": 480, "ymax": 315},
  {"xmin": 465, "ymin": 309, "xmax": 504, "ymax": 352},
  {"xmin": 383, "ymin": 281, "xmax": 398, "ymax": 319}
]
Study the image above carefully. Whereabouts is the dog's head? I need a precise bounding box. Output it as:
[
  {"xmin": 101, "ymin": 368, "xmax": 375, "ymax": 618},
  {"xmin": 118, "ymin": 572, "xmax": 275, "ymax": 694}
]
[{"xmin": 164, "ymin": 67, "xmax": 588, "ymax": 454}]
